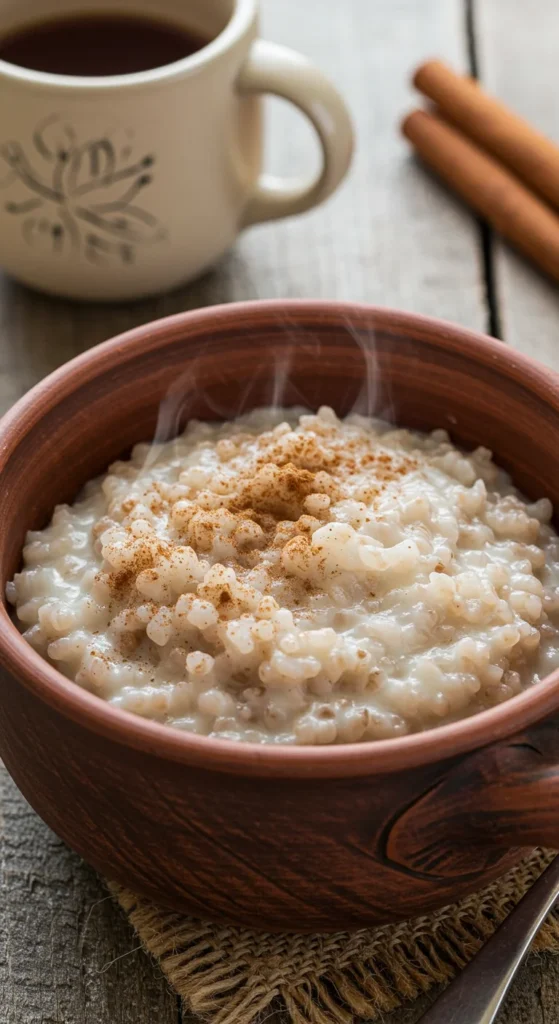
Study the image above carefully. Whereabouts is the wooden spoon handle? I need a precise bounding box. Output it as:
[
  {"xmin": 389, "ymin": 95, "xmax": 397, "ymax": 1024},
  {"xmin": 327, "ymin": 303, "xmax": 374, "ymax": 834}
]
[{"xmin": 418, "ymin": 855, "xmax": 559, "ymax": 1024}]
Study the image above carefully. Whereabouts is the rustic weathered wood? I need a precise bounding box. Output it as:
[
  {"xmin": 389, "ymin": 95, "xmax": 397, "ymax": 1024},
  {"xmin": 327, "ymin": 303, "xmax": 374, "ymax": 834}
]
[
  {"xmin": 0, "ymin": 766, "xmax": 179, "ymax": 1024},
  {"xmin": 257, "ymin": 0, "xmax": 486, "ymax": 326},
  {"xmin": 476, "ymin": 0, "xmax": 559, "ymax": 358},
  {"xmin": 0, "ymin": 0, "xmax": 556, "ymax": 1020}
]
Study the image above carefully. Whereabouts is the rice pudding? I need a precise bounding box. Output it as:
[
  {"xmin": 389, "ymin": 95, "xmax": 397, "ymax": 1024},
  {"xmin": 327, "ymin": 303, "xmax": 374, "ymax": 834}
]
[{"xmin": 7, "ymin": 407, "xmax": 559, "ymax": 744}]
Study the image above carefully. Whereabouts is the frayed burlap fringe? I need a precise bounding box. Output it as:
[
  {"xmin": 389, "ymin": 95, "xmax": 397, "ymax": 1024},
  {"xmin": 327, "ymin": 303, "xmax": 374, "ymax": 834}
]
[{"xmin": 113, "ymin": 849, "xmax": 559, "ymax": 1024}]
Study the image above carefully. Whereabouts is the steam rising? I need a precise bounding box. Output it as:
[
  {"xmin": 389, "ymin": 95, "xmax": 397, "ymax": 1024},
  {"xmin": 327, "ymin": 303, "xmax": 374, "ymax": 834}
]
[{"xmin": 145, "ymin": 312, "xmax": 393, "ymax": 466}]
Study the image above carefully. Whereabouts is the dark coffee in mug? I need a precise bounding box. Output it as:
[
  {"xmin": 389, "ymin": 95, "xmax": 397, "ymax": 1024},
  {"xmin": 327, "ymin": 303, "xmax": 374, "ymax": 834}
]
[{"xmin": 0, "ymin": 12, "xmax": 209, "ymax": 76}]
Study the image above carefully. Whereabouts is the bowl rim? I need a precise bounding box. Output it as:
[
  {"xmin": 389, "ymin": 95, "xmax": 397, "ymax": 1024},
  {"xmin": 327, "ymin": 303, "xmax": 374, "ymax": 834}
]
[{"xmin": 2, "ymin": 298, "xmax": 559, "ymax": 779}]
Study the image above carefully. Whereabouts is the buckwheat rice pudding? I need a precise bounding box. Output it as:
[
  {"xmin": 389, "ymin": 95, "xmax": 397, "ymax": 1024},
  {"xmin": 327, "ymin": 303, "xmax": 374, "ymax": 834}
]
[{"xmin": 7, "ymin": 407, "xmax": 559, "ymax": 744}]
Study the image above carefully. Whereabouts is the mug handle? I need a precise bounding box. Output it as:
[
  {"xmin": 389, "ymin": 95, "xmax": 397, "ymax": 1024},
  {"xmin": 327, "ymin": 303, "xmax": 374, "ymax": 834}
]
[
  {"xmin": 237, "ymin": 39, "xmax": 354, "ymax": 227},
  {"xmin": 385, "ymin": 716, "xmax": 559, "ymax": 879}
]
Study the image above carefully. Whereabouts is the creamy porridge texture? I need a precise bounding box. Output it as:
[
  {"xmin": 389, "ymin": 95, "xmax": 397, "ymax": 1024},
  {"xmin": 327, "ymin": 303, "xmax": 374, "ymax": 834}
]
[{"xmin": 8, "ymin": 407, "xmax": 559, "ymax": 744}]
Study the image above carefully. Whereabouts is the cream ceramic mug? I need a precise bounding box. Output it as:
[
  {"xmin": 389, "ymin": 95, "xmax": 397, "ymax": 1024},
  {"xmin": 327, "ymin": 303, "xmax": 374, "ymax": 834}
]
[{"xmin": 0, "ymin": 0, "xmax": 354, "ymax": 301}]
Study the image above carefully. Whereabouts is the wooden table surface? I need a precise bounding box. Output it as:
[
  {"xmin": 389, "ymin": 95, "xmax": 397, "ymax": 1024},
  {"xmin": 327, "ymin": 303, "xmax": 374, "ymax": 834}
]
[{"xmin": 2, "ymin": 1, "xmax": 559, "ymax": 1021}]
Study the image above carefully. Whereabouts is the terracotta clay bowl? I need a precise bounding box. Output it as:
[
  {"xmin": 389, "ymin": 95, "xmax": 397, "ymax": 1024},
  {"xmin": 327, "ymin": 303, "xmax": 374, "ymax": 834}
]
[{"xmin": 1, "ymin": 300, "xmax": 559, "ymax": 933}]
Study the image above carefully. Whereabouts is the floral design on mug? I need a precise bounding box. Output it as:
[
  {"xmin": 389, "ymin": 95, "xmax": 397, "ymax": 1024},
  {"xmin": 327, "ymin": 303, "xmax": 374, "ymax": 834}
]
[{"xmin": 0, "ymin": 115, "xmax": 165, "ymax": 264}]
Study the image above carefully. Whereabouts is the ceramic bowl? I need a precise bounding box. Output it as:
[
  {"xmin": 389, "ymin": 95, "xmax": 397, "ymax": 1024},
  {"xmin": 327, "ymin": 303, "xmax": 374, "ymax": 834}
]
[{"xmin": 0, "ymin": 300, "xmax": 558, "ymax": 932}]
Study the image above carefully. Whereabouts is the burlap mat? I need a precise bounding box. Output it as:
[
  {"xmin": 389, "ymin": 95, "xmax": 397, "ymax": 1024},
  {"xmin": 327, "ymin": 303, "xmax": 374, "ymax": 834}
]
[{"xmin": 113, "ymin": 849, "xmax": 559, "ymax": 1024}]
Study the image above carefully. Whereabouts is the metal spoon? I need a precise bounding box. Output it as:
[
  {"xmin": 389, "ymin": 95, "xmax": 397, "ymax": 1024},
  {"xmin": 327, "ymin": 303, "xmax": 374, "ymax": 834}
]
[{"xmin": 418, "ymin": 855, "xmax": 559, "ymax": 1024}]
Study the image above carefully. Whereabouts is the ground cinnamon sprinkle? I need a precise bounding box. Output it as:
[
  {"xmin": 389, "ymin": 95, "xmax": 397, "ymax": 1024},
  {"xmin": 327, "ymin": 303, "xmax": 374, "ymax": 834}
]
[
  {"xmin": 100, "ymin": 417, "xmax": 418, "ymax": 604},
  {"xmin": 98, "ymin": 538, "xmax": 157, "ymax": 597}
]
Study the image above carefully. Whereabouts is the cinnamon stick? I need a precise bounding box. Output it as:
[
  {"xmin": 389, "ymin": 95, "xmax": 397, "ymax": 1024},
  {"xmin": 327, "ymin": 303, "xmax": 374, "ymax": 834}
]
[
  {"xmin": 413, "ymin": 60, "xmax": 559, "ymax": 210},
  {"xmin": 401, "ymin": 109, "xmax": 559, "ymax": 284}
]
